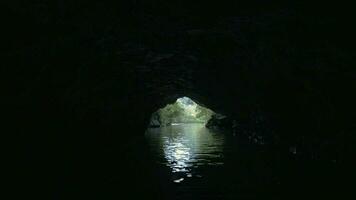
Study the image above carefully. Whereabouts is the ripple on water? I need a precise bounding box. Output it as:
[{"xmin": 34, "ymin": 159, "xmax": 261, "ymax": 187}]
[{"xmin": 145, "ymin": 123, "xmax": 225, "ymax": 182}]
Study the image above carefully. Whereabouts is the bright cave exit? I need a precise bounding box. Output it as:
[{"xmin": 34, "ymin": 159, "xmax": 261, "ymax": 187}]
[
  {"xmin": 148, "ymin": 96, "xmax": 215, "ymax": 127},
  {"xmin": 145, "ymin": 97, "xmax": 227, "ymax": 184}
]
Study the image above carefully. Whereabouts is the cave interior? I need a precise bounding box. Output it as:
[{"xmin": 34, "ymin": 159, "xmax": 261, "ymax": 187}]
[{"xmin": 6, "ymin": 1, "xmax": 355, "ymax": 199}]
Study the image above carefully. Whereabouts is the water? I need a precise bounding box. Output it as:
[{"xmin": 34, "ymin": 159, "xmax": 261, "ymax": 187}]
[
  {"xmin": 145, "ymin": 123, "xmax": 259, "ymax": 199},
  {"xmin": 146, "ymin": 123, "xmax": 225, "ymax": 180},
  {"xmin": 145, "ymin": 123, "xmax": 338, "ymax": 199}
]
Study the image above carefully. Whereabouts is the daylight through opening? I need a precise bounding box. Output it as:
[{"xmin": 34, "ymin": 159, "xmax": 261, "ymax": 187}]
[{"xmin": 148, "ymin": 96, "xmax": 215, "ymax": 127}]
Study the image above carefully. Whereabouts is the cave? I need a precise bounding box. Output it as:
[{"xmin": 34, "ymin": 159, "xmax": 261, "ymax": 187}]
[
  {"xmin": 7, "ymin": 1, "xmax": 354, "ymax": 199},
  {"xmin": 145, "ymin": 96, "xmax": 227, "ymax": 184}
]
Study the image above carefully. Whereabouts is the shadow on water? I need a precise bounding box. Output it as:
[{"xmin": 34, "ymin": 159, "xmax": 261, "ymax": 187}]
[
  {"xmin": 145, "ymin": 123, "xmax": 271, "ymax": 199},
  {"xmin": 22, "ymin": 121, "xmax": 344, "ymax": 200},
  {"xmin": 144, "ymin": 124, "xmax": 343, "ymax": 200}
]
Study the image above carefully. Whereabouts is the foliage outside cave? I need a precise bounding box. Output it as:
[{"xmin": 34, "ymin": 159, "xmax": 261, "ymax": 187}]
[{"xmin": 149, "ymin": 97, "xmax": 215, "ymax": 127}]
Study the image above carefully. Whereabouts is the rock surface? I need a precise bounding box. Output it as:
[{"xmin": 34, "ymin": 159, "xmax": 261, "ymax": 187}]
[{"xmin": 205, "ymin": 114, "xmax": 232, "ymax": 130}]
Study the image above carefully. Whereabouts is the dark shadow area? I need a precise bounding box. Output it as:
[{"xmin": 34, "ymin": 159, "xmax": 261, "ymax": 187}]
[{"xmin": 5, "ymin": 1, "xmax": 355, "ymax": 199}]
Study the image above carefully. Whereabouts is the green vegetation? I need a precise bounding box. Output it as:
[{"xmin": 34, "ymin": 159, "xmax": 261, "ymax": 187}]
[{"xmin": 154, "ymin": 97, "xmax": 214, "ymax": 126}]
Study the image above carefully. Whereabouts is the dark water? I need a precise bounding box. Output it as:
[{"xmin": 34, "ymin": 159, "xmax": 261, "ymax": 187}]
[
  {"xmin": 145, "ymin": 124, "xmax": 342, "ymax": 199},
  {"xmin": 145, "ymin": 123, "xmax": 274, "ymax": 199}
]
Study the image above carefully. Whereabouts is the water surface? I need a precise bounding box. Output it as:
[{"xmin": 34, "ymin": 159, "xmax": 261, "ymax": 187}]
[
  {"xmin": 145, "ymin": 123, "xmax": 296, "ymax": 199},
  {"xmin": 146, "ymin": 123, "xmax": 225, "ymax": 182}
]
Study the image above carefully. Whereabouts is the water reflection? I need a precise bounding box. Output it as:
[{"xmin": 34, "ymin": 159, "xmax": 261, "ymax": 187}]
[
  {"xmin": 145, "ymin": 123, "xmax": 225, "ymax": 181},
  {"xmin": 163, "ymin": 139, "xmax": 191, "ymax": 173}
]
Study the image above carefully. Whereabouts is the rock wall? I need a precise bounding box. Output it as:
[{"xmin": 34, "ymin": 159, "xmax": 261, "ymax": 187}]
[{"xmin": 7, "ymin": 0, "xmax": 354, "ymax": 158}]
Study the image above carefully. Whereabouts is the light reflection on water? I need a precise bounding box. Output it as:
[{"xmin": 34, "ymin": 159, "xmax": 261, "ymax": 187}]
[{"xmin": 145, "ymin": 123, "xmax": 225, "ymax": 182}]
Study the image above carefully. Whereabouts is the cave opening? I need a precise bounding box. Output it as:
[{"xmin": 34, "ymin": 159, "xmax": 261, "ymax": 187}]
[
  {"xmin": 145, "ymin": 96, "xmax": 228, "ymax": 183},
  {"xmin": 148, "ymin": 96, "xmax": 216, "ymax": 127}
]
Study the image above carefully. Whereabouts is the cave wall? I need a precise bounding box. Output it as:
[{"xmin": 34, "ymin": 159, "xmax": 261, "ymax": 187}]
[{"xmin": 7, "ymin": 0, "xmax": 355, "ymax": 157}]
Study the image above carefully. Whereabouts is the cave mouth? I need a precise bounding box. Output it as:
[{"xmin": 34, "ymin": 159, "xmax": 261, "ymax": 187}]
[
  {"xmin": 145, "ymin": 97, "xmax": 226, "ymax": 183},
  {"xmin": 148, "ymin": 96, "xmax": 215, "ymax": 128}
]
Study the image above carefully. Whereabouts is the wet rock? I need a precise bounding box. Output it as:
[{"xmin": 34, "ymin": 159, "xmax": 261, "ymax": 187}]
[{"xmin": 205, "ymin": 114, "xmax": 232, "ymax": 130}]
